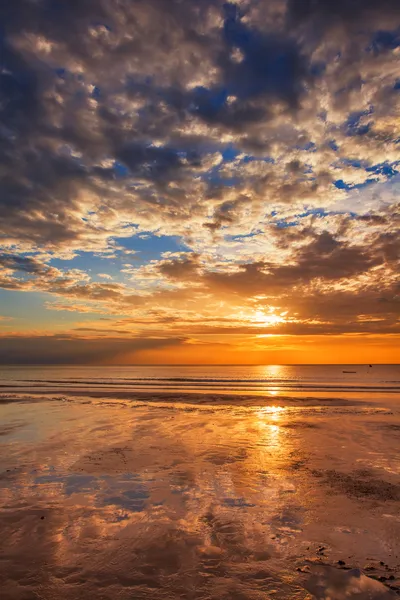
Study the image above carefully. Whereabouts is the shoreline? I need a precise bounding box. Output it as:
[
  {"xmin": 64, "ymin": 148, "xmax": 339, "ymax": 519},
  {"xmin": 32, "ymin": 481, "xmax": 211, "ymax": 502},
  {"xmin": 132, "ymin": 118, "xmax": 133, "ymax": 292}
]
[{"xmin": 0, "ymin": 388, "xmax": 395, "ymax": 407}]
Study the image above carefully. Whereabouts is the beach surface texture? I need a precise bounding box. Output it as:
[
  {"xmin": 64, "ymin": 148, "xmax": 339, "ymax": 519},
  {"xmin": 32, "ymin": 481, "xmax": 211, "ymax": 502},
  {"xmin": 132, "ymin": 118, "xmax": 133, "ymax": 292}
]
[{"xmin": 0, "ymin": 365, "xmax": 399, "ymax": 599}]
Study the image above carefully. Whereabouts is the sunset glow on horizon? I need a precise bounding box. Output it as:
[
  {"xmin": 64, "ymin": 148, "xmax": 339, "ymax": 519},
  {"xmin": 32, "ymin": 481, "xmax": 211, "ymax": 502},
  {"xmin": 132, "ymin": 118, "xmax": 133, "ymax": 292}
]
[{"xmin": 0, "ymin": 0, "xmax": 399, "ymax": 364}]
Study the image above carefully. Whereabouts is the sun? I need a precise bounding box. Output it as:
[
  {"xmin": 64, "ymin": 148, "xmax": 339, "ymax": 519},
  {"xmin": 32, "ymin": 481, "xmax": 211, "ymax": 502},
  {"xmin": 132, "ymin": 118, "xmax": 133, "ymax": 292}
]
[{"xmin": 254, "ymin": 308, "xmax": 287, "ymax": 327}]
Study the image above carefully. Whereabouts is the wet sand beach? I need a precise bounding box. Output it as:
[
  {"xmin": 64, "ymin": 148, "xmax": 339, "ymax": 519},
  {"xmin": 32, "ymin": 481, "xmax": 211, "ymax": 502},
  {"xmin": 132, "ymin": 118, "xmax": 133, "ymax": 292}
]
[{"xmin": 1, "ymin": 388, "xmax": 400, "ymax": 599}]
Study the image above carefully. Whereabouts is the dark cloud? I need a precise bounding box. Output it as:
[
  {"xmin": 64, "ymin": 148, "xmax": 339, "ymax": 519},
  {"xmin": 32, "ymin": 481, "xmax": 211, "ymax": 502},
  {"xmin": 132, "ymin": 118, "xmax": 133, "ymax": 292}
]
[
  {"xmin": 0, "ymin": 1, "xmax": 208, "ymax": 244},
  {"xmin": 0, "ymin": 254, "xmax": 48, "ymax": 274},
  {"xmin": 200, "ymin": 230, "xmax": 388, "ymax": 295},
  {"xmin": 0, "ymin": 0, "xmax": 398, "ymax": 245},
  {"xmin": 0, "ymin": 335, "xmax": 186, "ymax": 365},
  {"xmin": 287, "ymin": 0, "xmax": 400, "ymax": 30},
  {"xmin": 0, "ymin": 0, "xmax": 318, "ymax": 248},
  {"xmin": 292, "ymin": 290, "xmax": 400, "ymax": 334},
  {"xmin": 115, "ymin": 143, "xmax": 201, "ymax": 183},
  {"xmin": 158, "ymin": 254, "xmax": 201, "ymax": 280},
  {"xmin": 146, "ymin": 4, "xmax": 310, "ymax": 130}
]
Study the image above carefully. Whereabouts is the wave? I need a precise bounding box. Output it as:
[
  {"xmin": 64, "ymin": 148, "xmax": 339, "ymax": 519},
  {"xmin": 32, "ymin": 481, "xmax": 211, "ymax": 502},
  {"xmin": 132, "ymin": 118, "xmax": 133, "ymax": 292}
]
[
  {"xmin": 19, "ymin": 376, "xmax": 391, "ymax": 383},
  {"xmin": 1, "ymin": 379, "xmax": 399, "ymax": 392}
]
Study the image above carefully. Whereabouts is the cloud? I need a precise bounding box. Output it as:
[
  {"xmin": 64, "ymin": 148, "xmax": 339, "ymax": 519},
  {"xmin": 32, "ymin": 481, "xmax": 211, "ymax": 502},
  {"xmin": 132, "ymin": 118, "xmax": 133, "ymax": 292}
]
[
  {"xmin": 0, "ymin": 334, "xmax": 186, "ymax": 365},
  {"xmin": 287, "ymin": 0, "xmax": 400, "ymax": 31},
  {"xmin": 0, "ymin": 0, "xmax": 399, "ymax": 357}
]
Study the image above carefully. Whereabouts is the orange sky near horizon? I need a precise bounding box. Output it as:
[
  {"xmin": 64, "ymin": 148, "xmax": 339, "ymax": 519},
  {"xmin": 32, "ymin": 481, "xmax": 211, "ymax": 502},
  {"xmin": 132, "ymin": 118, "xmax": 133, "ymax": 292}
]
[{"xmin": 104, "ymin": 334, "xmax": 400, "ymax": 365}]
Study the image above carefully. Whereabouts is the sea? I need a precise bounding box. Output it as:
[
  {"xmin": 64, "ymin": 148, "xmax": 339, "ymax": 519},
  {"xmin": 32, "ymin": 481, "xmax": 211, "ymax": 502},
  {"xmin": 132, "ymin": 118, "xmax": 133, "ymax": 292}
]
[{"xmin": 0, "ymin": 363, "xmax": 399, "ymax": 400}]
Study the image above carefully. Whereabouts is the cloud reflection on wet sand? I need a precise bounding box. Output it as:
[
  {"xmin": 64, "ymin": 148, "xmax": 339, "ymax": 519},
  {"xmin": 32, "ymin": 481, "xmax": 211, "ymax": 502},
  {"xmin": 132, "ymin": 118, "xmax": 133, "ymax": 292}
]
[{"xmin": 0, "ymin": 395, "xmax": 399, "ymax": 599}]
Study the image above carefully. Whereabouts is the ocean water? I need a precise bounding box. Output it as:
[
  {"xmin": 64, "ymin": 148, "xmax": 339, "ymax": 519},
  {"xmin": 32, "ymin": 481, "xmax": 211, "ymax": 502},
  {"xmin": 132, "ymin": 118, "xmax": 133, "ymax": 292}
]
[{"xmin": 0, "ymin": 363, "xmax": 399, "ymax": 399}]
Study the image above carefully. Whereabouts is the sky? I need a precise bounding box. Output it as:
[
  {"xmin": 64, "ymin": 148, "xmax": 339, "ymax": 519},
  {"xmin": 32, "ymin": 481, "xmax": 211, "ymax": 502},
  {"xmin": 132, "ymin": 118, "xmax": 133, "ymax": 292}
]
[{"xmin": 0, "ymin": 0, "xmax": 399, "ymax": 365}]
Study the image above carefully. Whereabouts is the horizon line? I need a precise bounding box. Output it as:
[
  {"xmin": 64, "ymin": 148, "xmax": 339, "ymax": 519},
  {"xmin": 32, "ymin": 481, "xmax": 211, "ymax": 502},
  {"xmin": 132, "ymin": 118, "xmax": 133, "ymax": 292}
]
[{"xmin": 1, "ymin": 363, "xmax": 398, "ymax": 367}]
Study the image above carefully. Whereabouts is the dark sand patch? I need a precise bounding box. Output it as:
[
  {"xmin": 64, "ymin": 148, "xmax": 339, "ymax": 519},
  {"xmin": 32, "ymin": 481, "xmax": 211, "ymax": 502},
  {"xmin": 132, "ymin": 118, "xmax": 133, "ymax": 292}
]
[
  {"xmin": 382, "ymin": 424, "xmax": 400, "ymax": 433},
  {"xmin": 0, "ymin": 421, "xmax": 28, "ymax": 436},
  {"xmin": 312, "ymin": 469, "xmax": 400, "ymax": 501},
  {"xmin": 0, "ymin": 395, "xmax": 54, "ymax": 405}
]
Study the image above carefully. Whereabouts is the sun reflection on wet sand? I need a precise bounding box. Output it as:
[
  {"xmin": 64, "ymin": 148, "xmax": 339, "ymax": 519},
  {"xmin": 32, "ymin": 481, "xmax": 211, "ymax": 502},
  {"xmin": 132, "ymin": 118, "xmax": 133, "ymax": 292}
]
[
  {"xmin": 257, "ymin": 405, "xmax": 285, "ymax": 417},
  {"xmin": 0, "ymin": 395, "xmax": 400, "ymax": 599}
]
